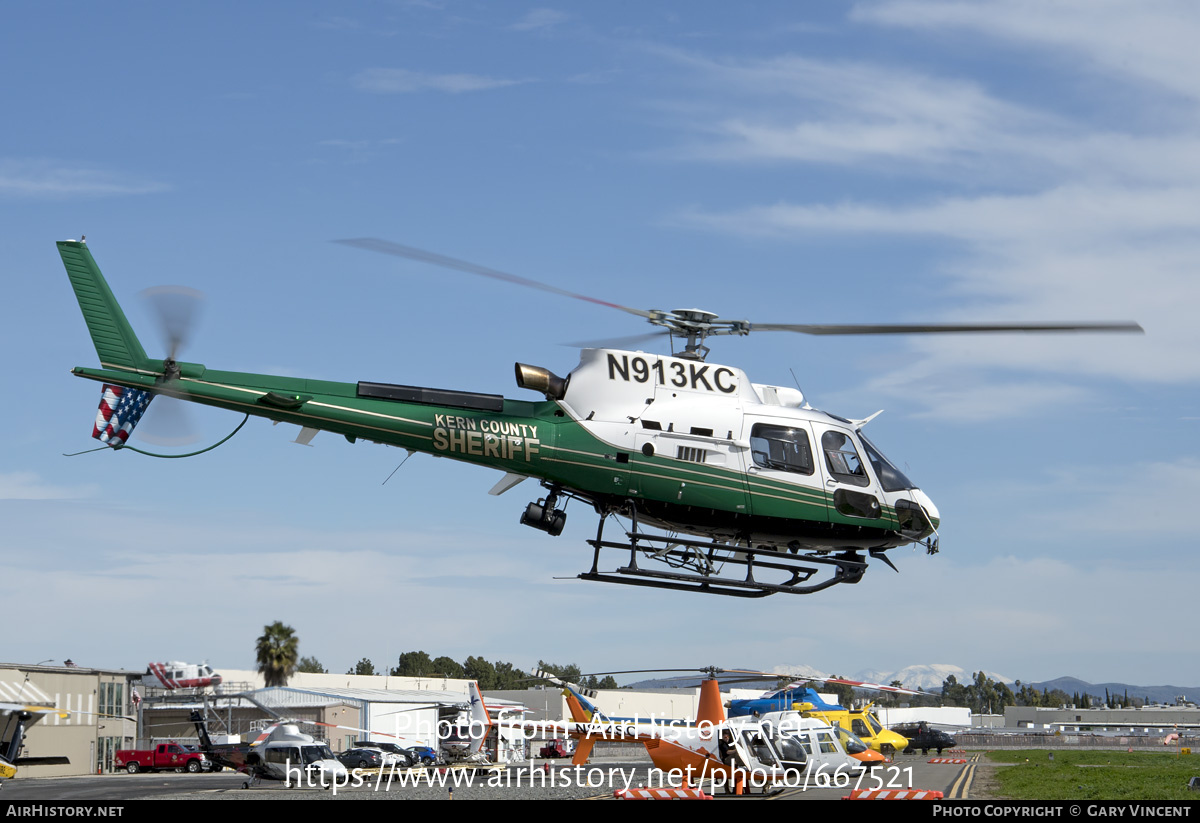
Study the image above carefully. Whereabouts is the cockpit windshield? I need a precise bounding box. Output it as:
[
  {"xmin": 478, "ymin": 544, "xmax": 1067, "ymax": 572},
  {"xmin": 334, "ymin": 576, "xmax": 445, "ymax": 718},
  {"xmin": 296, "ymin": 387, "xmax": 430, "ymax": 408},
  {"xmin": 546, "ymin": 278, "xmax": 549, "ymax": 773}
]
[
  {"xmin": 302, "ymin": 745, "xmax": 335, "ymax": 764},
  {"xmin": 834, "ymin": 725, "xmax": 869, "ymax": 755},
  {"xmin": 857, "ymin": 432, "xmax": 915, "ymax": 492},
  {"xmin": 773, "ymin": 732, "xmax": 810, "ymax": 766}
]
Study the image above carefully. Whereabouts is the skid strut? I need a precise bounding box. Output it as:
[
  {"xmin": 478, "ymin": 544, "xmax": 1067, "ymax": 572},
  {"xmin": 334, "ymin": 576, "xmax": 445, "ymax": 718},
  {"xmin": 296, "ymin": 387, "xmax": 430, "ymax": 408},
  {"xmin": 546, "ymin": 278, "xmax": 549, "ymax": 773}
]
[{"xmin": 580, "ymin": 501, "xmax": 870, "ymax": 598}]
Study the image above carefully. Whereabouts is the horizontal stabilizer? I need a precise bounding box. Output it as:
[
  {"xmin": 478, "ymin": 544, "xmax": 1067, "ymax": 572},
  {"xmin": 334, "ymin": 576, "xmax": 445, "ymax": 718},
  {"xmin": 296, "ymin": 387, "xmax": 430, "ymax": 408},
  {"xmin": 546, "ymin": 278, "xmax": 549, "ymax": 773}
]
[
  {"xmin": 488, "ymin": 472, "xmax": 528, "ymax": 495},
  {"xmin": 293, "ymin": 426, "xmax": 320, "ymax": 446}
]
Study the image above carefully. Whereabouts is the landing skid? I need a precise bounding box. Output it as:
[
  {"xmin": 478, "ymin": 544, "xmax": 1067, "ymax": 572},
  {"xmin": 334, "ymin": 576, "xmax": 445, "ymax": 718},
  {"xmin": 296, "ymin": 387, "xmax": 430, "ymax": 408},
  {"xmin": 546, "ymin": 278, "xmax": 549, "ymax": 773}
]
[{"xmin": 581, "ymin": 504, "xmax": 870, "ymax": 598}]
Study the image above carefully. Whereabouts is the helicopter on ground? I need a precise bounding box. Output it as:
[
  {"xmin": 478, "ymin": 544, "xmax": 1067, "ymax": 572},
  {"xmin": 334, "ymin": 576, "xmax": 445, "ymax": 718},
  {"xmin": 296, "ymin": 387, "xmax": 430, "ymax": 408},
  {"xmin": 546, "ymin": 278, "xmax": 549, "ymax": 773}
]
[
  {"xmin": 189, "ymin": 711, "xmax": 346, "ymax": 789},
  {"xmin": 0, "ymin": 703, "xmax": 69, "ymax": 784},
  {"xmin": 185, "ymin": 682, "xmax": 490, "ymax": 784},
  {"xmin": 536, "ymin": 667, "xmax": 874, "ymax": 792},
  {"xmin": 435, "ymin": 681, "xmax": 493, "ymax": 763},
  {"xmin": 59, "ymin": 238, "xmax": 1141, "ymax": 598},
  {"xmin": 727, "ymin": 679, "xmax": 914, "ymax": 756}
]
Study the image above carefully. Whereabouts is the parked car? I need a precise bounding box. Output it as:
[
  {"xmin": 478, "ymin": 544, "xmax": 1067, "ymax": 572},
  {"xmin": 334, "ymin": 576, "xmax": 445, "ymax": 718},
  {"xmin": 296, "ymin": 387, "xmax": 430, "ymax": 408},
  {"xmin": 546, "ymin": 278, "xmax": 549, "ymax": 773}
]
[
  {"xmin": 337, "ymin": 748, "xmax": 384, "ymax": 770},
  {"xmin": 404, "ymin": 745, "xmax": 438, "ymax": 766},
  {"xmin": 115, "ymin": 742, "xmax": 207, "ymax": 774},
  {"xmin": 353, "ymin": 741, "xmax": 411, "ymax": 768},
  {"xmin": 539, "ymin": 739, "xmax": 573, "ymax": 758},
  {"xmin": 184, "ymin": 744, "xmax": 222, "ymax": 772}
]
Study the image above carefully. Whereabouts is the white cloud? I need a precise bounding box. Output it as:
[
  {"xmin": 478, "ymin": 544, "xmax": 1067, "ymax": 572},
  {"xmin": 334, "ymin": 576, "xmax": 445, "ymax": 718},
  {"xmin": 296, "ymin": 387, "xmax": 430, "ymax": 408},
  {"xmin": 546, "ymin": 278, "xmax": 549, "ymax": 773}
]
[
  {"xmin": 648, "ymin": 47, "xmax": 1068, "ymax": 180},
  {"xmin": 0, "ymin": 160, "xmax": 168, "ymax": 198},
  {"xmin": 854, "ymin": 0, "xmax": 1200, "ymax": 103},
  {"xmin": 509, "ymin": 9, "xmax": 569, "ymax": 32},
  {"xmin": 1029, "ymin": 458, "xmax": 1200, "ymax": 536},
  {"xmin": 640, "ymin": 9, "xmax": 1200, "ymax": 406},
  {"xmin": 310, "ymin": 16, "xmax": 362, "ymax": 31},
  {"xmin": 678, "ymin": 185, "xmax": 1200, "ymax": 248},
  {"xmin": 677, "ymin": 182, "xmax": 1200, "ymax": 388},
  {"xmin": 857, "ymin": 373, "xmax": 1097, "ymax": 422},
  {"xmin": 352, "ymin": 68, "xmax": 524, "ymax": 94},
  {"xmin": 653, "ymin": 46, "xmax": 1200, "ymax": 185},
  {"xmin": 0, "ymin": 473, "xmax": 96, "ymax": 500},
  {"xmin": 852, "ymin": 554, "xmax": 1200, "ymax": 682}
]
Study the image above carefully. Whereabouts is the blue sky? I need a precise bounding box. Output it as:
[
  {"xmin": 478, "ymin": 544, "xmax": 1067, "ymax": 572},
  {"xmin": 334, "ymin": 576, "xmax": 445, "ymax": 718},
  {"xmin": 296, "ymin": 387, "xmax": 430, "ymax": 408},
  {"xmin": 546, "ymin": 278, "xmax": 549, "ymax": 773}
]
[{"xmin": 3, "ymin": 2, "xmax": 1197, "ymax": 689}]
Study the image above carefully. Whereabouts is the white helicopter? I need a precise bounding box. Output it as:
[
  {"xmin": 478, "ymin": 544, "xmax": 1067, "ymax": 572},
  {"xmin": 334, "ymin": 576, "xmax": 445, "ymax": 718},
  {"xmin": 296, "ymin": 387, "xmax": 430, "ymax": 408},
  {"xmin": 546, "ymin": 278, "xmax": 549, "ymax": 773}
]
[
  {"xmin": 190, "ymin": 710, "xmax": 346, "ymax": 789},
  {"xmin": 536, "ymin": 668, "xmax": 869, "ymax": 793},
  {"xmin": 61, "ymin": 238, "xmax": 1142, "ymax": 598},
  {"xmin": 438, "ymin": 682, "xmax": 493, "ymax": 763},
  {"xmin": 141, "ymin": 661, "xmax": 222, "ymax": 691}
]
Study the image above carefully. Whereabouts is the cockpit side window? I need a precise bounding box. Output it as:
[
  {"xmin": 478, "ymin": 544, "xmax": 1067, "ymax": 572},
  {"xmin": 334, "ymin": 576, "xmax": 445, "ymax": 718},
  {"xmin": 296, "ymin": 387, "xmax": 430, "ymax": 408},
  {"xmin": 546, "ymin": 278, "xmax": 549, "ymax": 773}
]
[
  {"xmin": 749, "ymin": 424, "xmax": 814, "ymax": 475},
  {"xmin": 821, "ymin": 430, "xmax": 870, "ymax": 487}
]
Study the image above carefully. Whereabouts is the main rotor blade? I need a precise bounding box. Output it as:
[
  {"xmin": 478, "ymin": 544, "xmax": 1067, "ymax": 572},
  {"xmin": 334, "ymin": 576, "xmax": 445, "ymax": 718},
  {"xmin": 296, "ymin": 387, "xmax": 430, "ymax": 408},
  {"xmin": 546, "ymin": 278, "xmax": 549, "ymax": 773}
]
[
  {"xmin": 820, "ymin": 677, "xmax": 923, "ymax": 696},
  {"xmin": 335, "ymin": 238, "xmax": 653, "ymax": 320},
  {"xmin": 562, "ymin": 330, "xmax": 671, "ymax": 350},
  {"xmin": 752, "ymin": 321, "xmax": 1144, "ymax": 335}
]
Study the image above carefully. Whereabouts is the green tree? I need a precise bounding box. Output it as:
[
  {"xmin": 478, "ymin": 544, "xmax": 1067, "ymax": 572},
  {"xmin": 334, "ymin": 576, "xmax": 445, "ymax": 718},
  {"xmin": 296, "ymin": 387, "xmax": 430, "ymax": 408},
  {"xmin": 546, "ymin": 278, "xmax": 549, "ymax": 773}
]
[
  {"xmin": 431, "ymin": 656, "xmax": 466, "ymax": 679},
  {"xmin": 536, "ymin": 661, "xmax": 584, "ymax": 685},
  {"xmin": 995, "ymin": 681, "xmax": 1016, "ymax": 711},
  {"xmin": 957, "ymin": 671, "xmax": 1016, "ymax": 714},
  {"xmin": 941, "ymin": 674, "xmax": 968, "ymax": 706},
  {"xmin": 1045, "ymin": 688, "xmax": 1071, "ymax": 706},
  {"xmin": 297, "ymin": 655, "xmax": 326, "ymax": 674},
  {"xmin": 464, "ymin": 656, "xmax": 497, "ymax": 689},
  {"xmin": 1016, "ymin": 683, "xmax": 1042, "ymax": 707},
  {"xmin": 874, "ymin": 680, "xmax": 906, "ymax": 708},
  {"xmin": 977, "ymin": 671, "xmax": 998, "ymax": 713},
  {"xmin": 392, "ymin": 651, "xmax": 434, "ymax": 677},
  {"xmin": 492, "ymin": 660, "xmax": 529, "ymax": 690},
  {"xmin": 255, "ymin": 621, "xmax": 299, "ymax": 687},
  {"xmin": 827, "ymin": 676, "xmax": 856, "ymax": 709},
  {"xmin": 347, "ymin": 658, "xmax": 376, "ymax": 675}
]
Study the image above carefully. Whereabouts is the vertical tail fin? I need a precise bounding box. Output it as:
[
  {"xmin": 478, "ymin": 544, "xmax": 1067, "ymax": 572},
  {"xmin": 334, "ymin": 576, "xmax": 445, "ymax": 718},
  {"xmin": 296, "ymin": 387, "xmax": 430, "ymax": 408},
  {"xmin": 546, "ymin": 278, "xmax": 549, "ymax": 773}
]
[
  {"xmin": 562, "ymin": 687, "xmax": 607, "ymax": 723},
  {"xmin": 467, "ymin": 682, "xmax": 491, "ymax": 756},
  {"xmin": 696, "ymin": 678, "xmax": 726, "ymax": 726},
  {"xmin": 58, "ymin": 240, "xmax": 151, "ymax": 371}
]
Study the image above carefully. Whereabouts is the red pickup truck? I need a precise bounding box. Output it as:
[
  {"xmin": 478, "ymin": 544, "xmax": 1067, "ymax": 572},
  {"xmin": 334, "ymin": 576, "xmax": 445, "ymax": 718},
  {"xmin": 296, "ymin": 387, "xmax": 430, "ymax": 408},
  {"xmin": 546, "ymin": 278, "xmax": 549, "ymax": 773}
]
[{"xmin": 115, "ymin": 742, "xmax": 208, "ymax": 774}]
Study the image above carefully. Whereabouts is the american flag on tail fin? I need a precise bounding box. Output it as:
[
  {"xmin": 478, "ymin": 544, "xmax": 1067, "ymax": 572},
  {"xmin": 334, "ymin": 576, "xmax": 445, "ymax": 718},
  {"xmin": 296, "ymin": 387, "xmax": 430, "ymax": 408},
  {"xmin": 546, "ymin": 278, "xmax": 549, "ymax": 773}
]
[{"xmin": 92, "ymin": 383, "xmax": 153, "ymax": 447}]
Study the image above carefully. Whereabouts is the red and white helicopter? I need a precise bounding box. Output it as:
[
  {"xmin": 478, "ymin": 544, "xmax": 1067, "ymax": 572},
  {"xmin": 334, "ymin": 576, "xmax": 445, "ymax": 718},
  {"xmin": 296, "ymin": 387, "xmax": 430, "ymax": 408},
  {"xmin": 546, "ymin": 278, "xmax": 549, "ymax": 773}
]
[{"xmin": 141, "ymin": 661, "xmax": 223, "ymax": 691}]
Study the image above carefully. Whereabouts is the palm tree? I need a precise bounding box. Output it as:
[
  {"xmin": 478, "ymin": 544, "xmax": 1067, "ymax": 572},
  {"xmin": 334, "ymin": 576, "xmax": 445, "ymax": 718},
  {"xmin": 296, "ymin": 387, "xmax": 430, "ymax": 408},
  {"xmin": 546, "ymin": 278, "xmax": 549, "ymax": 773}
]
[{"xmin": 255, "ymin": 621, "xmax": 299, "ymax": 687}]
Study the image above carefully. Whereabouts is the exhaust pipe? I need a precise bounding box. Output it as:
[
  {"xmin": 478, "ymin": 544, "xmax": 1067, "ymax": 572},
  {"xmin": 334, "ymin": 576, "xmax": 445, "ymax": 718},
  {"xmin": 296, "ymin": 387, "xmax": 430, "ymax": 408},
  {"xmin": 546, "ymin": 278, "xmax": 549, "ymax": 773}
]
[{"xmin": 515, "ymin": 363, "xmax": 568, "ymax": 400}]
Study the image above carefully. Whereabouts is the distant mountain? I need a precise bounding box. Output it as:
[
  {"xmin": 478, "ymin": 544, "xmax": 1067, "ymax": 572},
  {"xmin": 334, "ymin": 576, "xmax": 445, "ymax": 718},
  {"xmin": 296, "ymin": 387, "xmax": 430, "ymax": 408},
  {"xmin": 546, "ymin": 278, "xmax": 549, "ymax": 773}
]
[
  {"xmin": 768, "ymin": 663, "xmax": 829, "ymax": 681},
  {"xmin": 862, "ymin": 664, "xmax": 1012, "ymax": 692},
  {"xmin": 1025, "ymin": 677, "xmax": 1196, "ymax": 706},
  {"xmin": 772, "ymin": 663, "xmax": 1011, "ymax": 693},
  {"xmin": 621, "ymin": 665, "xmax": 1197, "ymax": 705}
]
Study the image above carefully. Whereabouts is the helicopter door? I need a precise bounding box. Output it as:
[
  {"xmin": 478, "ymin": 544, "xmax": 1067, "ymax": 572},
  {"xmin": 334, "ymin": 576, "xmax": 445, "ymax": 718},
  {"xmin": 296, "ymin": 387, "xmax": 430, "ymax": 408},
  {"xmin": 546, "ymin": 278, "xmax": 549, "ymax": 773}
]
[
  {"xmin": 730, "ymin": 728, "xmax": 777, "ymax": 773},
  {"xmin": 742, "ymin": 419, "xmax": 829, "ymax": 525},
  {"xmin": 631, "ymin": 430, "xmax": 750, "ymax": 514},
  {"xmin": 772, "ymin": 730, "xmax": 810, "ymax": 771},
  {"xmin": 812, "ymin": 425, "xmax": 885, "ymax": 525}
]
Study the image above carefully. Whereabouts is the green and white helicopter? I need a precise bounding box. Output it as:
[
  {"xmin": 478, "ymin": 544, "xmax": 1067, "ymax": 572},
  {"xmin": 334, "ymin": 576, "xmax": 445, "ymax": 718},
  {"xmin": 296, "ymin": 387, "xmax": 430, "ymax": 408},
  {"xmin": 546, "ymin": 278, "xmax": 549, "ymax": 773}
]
[{"xmin": 60, "ymin": 238, "xmax": 1141, "ymax": 598}]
